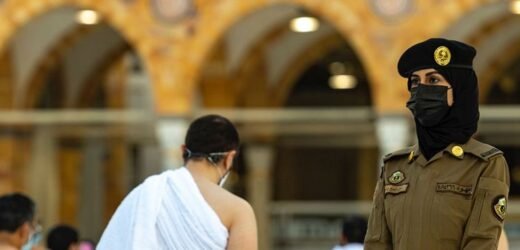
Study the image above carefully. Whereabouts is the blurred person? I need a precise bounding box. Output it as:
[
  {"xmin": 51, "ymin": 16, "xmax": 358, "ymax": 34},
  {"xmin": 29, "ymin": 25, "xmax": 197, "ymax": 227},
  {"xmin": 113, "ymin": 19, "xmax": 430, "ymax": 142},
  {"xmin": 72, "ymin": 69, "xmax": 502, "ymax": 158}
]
[
  {"xmin": 332, "ymin": 215, "xmax": 366, "ymax": 250},
  {"xmin": 98, "ymin": 115, "xmax": 257, "ymax": 250},
  {"xmin": 0, "ymin": 193, "xmax": 42, "ymax": 250},
  {"xmin": 78, "ymin": 239, "xmax": 95, "ymax": 250},
  {"xmin": 46, "ymin": 225, "xmax": 79, "ymax": 250},
  {"xmin": 365, "ymin": 38, "xmax": 509, "ymax": 249}
]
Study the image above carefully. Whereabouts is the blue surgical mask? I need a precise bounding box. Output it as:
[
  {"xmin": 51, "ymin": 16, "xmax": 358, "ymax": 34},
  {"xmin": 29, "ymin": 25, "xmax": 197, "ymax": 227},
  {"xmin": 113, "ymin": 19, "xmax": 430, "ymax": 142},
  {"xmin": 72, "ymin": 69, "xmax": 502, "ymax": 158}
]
[{"xmin": 21, "ymin": 225, "xmax": 42, "ymax": 250}]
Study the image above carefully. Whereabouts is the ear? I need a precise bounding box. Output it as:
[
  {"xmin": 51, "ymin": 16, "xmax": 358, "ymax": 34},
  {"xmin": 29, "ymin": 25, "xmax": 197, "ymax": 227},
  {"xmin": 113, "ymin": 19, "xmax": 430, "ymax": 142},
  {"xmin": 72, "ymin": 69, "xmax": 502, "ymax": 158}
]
[
  {"xmin": 17, "ymin": 222, "xmax": 31, "ymax": 243},
  {"xmin": 224, "ymin": 150, "xmax": 237, "ymax": 170},
  {"xmin": 181, "ymin": 144, "xmax": 186, "ymax": 153}
]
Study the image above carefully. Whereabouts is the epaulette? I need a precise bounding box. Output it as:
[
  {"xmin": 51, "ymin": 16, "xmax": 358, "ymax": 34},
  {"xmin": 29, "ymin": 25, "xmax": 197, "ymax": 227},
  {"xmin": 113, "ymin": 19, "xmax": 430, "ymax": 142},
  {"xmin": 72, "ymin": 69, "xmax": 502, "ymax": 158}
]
[
  {"xmin": 464, "ymin": 139, "xmax": 503, "ymax": 161},
  {"xmin": 383, "ymin": 147, "xmax": 414, "ymax": 163},
  {"xmin": 479, "ymin": 147, "xmax": 503, "ymax": 161}
]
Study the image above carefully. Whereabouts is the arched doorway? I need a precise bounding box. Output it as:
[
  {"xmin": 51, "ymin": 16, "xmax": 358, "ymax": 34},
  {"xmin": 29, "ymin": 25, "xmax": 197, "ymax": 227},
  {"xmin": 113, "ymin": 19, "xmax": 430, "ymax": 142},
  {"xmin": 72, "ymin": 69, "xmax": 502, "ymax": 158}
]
[
  {"xmin": 197, "ymin": 4, "xmax": 378, "ymax": 249},
  {"xmin": 0, "ymin": 6, "xmax": 159, "ymax": 241}
]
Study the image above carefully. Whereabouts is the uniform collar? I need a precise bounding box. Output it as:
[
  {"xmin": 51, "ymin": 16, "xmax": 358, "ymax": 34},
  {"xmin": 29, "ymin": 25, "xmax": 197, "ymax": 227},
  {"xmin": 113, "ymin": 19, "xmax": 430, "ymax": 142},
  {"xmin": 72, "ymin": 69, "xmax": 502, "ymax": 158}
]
[
  {"xmin": 408, "ymin": 144, "xmax": 420, "ymax": 163},
  {"xmin": 410, "ymin": 138, "xmax": 477, "ymax": 166},
  {"xmin": 443, "ymin": 138, "xmax": 482, "ymax": 159}
]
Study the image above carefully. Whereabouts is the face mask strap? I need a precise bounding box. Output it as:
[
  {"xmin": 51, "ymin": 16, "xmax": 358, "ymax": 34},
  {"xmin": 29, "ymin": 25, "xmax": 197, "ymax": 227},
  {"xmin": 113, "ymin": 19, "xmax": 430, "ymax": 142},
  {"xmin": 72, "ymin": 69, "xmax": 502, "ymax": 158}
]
[
  {"xmin": 207, "ymin": 152, "xmax": 228, "ymax": 166},
  {"xmin": 185, "ymin": 148, "xmax": 192, "ymax": 158},
  {"xmin": 218, "ymin": 169, "xmax": 232, "ymax": 187},
  {"xmin": 185, "ymin": 148, "xmax": 231, "ymax": 166}
]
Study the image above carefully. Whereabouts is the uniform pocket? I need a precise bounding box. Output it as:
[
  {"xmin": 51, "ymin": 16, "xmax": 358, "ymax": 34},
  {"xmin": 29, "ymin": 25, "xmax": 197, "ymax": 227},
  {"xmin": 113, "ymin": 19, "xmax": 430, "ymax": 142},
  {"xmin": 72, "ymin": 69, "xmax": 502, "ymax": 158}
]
[
  {"xmin": 384, "ymin": 184, "xmax": 408, "ymax": 235},
  {"xmin": 466, "ymin": 177, "xmax": 508, "ymax": 239},
  {"xmin": 432, "ymin": 184, "xmax": 472, "ymax": 242}
]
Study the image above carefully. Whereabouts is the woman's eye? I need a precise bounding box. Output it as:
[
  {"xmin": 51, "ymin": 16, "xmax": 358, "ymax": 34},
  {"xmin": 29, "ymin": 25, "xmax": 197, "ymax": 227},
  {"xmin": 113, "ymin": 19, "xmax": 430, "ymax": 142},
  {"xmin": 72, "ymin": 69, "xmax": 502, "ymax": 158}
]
[
  {"xmin": 409, "ymin": 79, "xmax": 419, "ymax": 88},
  {"xmin": 428, "ymin": 77, "xmax": 440, "ymax": 84}
]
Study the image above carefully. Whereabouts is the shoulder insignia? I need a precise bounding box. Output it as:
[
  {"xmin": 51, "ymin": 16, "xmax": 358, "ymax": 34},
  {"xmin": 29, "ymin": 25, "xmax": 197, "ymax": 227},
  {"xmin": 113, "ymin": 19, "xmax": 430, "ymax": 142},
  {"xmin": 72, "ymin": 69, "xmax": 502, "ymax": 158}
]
[
  {"xmin": 383, "ymin": 147, "xmax": 414, "ymax": 163},
  {"xmin": 493, "ymin": 196, "xmax": 507, "ymax": 221},
  {"xmin": 480, "ymin": 148, "xmax": 502, "ymax": 159},
  {"xmin": 464, "ymin": 139, "xmax": 503, "ymax": 161}
]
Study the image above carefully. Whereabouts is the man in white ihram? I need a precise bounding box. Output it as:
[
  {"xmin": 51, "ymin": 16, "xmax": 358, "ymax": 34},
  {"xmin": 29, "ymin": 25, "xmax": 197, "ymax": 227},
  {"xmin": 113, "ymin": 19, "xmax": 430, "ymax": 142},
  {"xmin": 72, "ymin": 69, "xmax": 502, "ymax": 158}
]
[
  {"xmin": 332, "ymin": 216, "xmax": 366, "ymax": 250},
  {"xmin": 97, "ymin": 115, "xmax": 257, "ymax": 250}
]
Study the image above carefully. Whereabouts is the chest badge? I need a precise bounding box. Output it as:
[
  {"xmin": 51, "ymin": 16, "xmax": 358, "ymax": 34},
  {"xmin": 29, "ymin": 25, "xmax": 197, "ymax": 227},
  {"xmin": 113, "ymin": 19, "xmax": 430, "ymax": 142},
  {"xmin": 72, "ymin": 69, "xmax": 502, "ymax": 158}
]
[
  {"xmin": 388, "ymin": 171, "xmax": 405, "ymax": 184},
  {"xmin": 451, "ymin": 146, "xmax": 464, "ymax": 157},
  {"xmin": 494, "ymin": 196, "xmax": 507, "ymax": 221}
]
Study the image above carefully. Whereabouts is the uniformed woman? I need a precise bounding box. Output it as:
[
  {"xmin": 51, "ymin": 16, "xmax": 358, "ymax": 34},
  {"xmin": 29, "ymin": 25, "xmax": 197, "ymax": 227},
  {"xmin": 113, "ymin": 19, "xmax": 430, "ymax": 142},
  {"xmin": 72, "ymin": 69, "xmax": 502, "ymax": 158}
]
[{"xmin": 364, "ymin": 38, "xmax": 510, "ymax": 250}]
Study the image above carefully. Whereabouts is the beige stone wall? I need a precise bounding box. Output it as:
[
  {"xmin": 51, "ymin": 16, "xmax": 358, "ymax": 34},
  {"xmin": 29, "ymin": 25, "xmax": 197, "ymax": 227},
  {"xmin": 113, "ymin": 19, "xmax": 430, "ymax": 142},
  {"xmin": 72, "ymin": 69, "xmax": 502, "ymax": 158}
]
[
  {"xmin": 0, "ymin": 0, "xmax": 506, "ymax": 204},
  {"xmin": 0, "ymin": 0, "xmax": 516, "ymax": 245},
  {"xmin": 0, "ymin": 0, "xmax": 503, "ymax": 115},
  {"xmin": 177, "ymin": 0, "xmax": 493, "ymax": 113}
]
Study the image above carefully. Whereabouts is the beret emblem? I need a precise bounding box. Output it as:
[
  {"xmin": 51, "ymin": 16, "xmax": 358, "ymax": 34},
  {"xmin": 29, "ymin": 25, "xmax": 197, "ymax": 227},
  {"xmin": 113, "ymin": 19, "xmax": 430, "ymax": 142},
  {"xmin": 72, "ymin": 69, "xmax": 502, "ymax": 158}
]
[{"xmin": 434, "ymin": 46, "xmax": 451, "ymax": 66}]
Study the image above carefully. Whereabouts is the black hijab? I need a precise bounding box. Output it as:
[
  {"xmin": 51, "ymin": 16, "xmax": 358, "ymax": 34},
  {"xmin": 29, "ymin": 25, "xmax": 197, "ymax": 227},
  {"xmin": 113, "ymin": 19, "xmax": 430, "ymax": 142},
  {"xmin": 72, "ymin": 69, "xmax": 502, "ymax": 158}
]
[
  {"xmin": 397, "ymin": 38, "xmax": 479, "ymax": 160},
  {"xmin": 414, "ymin": 67, "xmax": 479, "ymax": 160}
]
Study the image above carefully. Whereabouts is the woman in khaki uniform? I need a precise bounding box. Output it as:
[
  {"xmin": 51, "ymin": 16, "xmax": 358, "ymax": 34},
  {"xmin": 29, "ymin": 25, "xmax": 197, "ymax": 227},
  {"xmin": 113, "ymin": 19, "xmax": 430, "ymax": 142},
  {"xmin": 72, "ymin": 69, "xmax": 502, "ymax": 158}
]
[{"xmin": 364, "ymin": 38, "xmax": 510, "ymax": 250}]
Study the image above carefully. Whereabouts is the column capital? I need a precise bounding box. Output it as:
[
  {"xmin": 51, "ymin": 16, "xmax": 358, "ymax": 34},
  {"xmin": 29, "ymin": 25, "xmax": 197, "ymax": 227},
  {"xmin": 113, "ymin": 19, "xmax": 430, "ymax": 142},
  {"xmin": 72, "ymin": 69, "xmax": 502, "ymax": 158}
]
[
  {"xmin": 375, "ymin": 113, "xmax": 413, "ymax": 158},
  {"xmin": 156, "ymin": 119, "xmax": 189, "ymax": 170}
]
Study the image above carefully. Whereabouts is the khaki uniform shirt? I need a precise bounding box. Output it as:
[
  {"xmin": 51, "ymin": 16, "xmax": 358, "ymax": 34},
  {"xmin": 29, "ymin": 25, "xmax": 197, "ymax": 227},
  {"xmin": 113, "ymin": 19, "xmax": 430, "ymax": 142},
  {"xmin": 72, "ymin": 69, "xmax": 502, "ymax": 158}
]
[{"xmin": 364, "ymin": 138, "xmax": 510, "ymax": 250}]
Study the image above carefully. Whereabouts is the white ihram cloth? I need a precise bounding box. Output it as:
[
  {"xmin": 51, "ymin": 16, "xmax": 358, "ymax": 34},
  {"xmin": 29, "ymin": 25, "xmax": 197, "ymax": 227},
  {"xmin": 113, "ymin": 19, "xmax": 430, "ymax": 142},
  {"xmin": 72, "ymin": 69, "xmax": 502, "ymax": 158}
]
[
  {"xmin": 97, "ymin": 167, "xmax": 229, "ymax": 250},
  {"xmin": 332, "ymin": 243, "xmax": 364, "ymax": 250}
]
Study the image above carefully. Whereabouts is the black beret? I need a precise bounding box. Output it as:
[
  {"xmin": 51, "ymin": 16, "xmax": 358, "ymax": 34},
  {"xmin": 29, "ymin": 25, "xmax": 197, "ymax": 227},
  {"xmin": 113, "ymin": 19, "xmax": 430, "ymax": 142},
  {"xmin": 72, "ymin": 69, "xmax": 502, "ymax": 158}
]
[{"xmin": 397, "ymin": 38, "xmax": 476, "ymax": 77}]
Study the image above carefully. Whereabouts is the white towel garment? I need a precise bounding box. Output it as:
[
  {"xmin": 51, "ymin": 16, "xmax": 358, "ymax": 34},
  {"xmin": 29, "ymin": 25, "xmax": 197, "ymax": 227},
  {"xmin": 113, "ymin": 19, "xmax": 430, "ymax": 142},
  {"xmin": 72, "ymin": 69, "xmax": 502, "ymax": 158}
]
[{"xmin": 97, "ymin": 167, "xmax": 228, "ymax": 250}]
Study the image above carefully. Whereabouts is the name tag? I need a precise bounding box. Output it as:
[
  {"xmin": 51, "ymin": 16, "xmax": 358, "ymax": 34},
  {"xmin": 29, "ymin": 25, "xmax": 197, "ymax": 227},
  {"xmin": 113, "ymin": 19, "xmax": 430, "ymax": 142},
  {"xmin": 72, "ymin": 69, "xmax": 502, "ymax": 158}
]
[
  {"xmin": 436, "ymin": 183, "xmax": 473, "ymax": 196},
  {"xmin": 385, "ymin": 184, "xmax": 408, "ymax": 195}
]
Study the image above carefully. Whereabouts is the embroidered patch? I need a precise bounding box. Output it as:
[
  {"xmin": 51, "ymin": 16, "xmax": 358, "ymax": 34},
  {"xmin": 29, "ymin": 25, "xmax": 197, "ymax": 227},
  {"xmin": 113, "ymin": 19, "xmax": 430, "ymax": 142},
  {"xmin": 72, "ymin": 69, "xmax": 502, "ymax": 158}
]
[
  {"xmin": 436, "ymin": 183, "xmax": 473, "ymax": 196},
  {"xmin": 388, "ymin": 171, "xmax": 405, "ymax": 184},
  {"xmin": 493, "ymin": 196, "xmax": 507, "ymax": 221},
  {"xmin": 481, "ymin": 148, "xmax": 500, "ymax": 158},
  {"xmin": 385, "ymin": 184, "xmax": 409, "ymax": 195}
]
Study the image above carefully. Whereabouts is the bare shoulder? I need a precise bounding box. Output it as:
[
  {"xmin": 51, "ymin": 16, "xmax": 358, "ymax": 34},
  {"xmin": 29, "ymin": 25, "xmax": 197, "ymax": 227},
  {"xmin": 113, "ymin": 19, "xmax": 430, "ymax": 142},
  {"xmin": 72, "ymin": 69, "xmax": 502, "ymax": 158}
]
[
  {"xmin": 216, "ymin": 187, "xmax": 254, "ymax": 217},
  {"xmin": 194, "ymin": 179, "xmax": 255, "ymax": 228},
  {"xmin": 193, "ymin": 180, "xmax": 257, "ymax": 249},
  {"xmin": 225, "ymin": 189, "xmax": 251, "ymax": 208},
  {"xmin": 231, "ymin": 194, "xmax": 255, "ymax": 219},
  {"xmin": 225, "ymin": 191, "xmax": 258, "ymax": 250}
]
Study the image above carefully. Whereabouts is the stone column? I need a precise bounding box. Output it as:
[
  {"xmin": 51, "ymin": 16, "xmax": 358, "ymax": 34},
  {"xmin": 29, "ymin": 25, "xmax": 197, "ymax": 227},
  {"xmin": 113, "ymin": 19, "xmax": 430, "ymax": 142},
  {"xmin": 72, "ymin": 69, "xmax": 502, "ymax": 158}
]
[
  {"xmin": 103, "ymin": 138, "xmax": 130, "ymax": 224},
  {"xmin": 375, "ymin": 114, "xmax": 412, "ymax": 163},
  {"xmin": 156, "ymin": 119, "xmax": 189, "ymax": 170},
  {"xmin": 26, "ymin": 126, "xmax": 59, "ymax": 230},
  {"xmin": 0, "ymin": 135, "xmax": 16, "ymax": 193},
  {"xmin": 0, "ymin": 50, "xmax": 15, "ymax": 194},
  {"xmin": 79, "ymin": 138, "xmax": 106, "ymax": 241},
  {"xmin": 57, "ymin": 137, "xmax": 82, "ymax": 226},
  {"xmin": 244, "ymin": 145, "xmax": 274, "ymax": 250}
]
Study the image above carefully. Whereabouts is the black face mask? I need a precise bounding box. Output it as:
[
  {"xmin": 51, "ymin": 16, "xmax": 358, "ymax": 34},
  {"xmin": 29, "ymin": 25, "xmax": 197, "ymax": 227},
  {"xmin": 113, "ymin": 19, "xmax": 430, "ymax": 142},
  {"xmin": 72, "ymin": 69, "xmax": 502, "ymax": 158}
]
[{"xmin": 406, "ymin": 84, "xmax": 450, "ymax": 127}]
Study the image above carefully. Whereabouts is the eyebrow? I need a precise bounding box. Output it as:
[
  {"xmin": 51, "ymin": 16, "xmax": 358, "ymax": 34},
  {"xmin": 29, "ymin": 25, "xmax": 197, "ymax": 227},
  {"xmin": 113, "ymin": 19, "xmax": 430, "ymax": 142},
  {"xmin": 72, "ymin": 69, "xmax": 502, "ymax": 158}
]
[{"xmin": 411, "ymin": 71, "xmax": 441, "ymax": 78}]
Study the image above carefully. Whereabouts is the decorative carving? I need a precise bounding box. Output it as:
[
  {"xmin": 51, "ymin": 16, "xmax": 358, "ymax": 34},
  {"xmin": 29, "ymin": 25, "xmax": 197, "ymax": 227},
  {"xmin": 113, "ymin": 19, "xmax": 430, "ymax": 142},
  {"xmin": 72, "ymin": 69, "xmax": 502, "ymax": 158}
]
[
  {"xmin": 370, "ymin": 0, "xmax": 412, "ymax": 21},
  {"xmin": 150, "ymin": 0, "xmax": 196, "ymax": 24}
]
